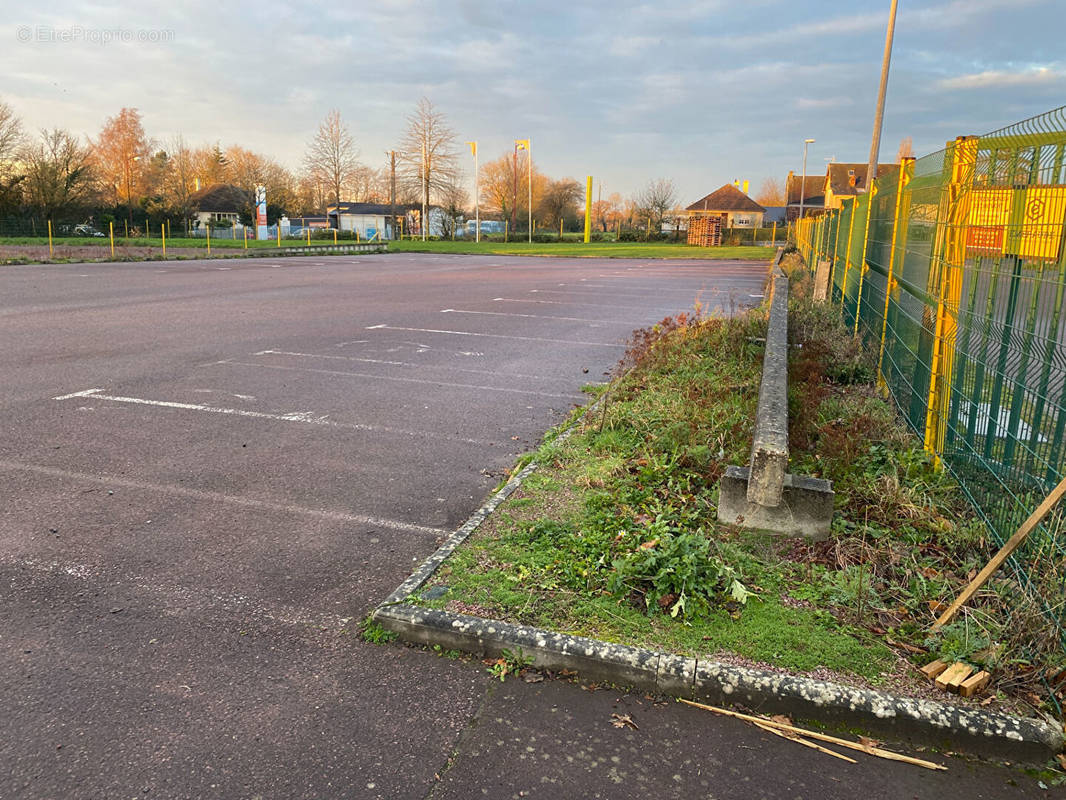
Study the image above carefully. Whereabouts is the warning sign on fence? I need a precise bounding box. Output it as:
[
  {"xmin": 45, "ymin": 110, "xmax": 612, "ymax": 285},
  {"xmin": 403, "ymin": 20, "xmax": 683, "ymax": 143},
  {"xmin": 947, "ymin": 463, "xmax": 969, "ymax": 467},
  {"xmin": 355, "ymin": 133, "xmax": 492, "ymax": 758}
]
[{"xmin": 967, "ymin": 187, "xmax": 1066, "ymax": 261}]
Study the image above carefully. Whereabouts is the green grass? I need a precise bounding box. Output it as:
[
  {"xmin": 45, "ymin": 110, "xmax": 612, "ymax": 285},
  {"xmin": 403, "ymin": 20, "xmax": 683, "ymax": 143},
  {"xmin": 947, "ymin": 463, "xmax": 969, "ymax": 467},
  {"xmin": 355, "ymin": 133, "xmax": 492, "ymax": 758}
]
[
  {"xmin": 410, "ymin": 261, "xmax": 1059, "ymax": 708},
  {"xmin": 0, "ymin": 235, "xmax": 379, "ymax": 250},
  {"xmin": 389, "ymin": 239, "xmax": 774, "ymax": 260}
]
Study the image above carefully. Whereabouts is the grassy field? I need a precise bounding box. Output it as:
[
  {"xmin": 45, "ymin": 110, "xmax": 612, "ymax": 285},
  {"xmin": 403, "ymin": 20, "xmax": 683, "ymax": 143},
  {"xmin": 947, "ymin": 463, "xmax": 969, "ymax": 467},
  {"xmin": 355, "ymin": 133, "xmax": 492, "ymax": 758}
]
[
  {"xmin": 410, "ymin": 256, "xmax": 1058, "ymax": 715},
  {"xmin": 0, "ymin": 235, "xmax": 361, "ymax": 250},
  {"xmin": 389, "ymin": 239, "xmax": 775, "ymax": 260}
]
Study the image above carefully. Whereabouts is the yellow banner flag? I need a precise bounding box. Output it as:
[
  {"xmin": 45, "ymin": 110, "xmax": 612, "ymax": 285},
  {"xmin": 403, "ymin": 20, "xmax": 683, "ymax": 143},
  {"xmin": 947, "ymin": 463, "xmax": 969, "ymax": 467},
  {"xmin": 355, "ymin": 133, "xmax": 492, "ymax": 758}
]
[
  {"xmin": 466, "ymin": 141, "xmax": 477, "ymax": 156},
  {"xmin": 515, "ymin": 139, "xmax": 530, "ymax": 151}
]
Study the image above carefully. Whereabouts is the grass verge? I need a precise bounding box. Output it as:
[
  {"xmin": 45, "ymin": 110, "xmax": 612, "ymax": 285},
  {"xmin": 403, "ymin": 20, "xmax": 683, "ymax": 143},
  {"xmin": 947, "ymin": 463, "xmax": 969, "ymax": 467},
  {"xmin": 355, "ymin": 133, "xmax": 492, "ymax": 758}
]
[
  {"xmin": 389, "ymin": 240, "xmax": 774, "ymax": 260},
  {"xmin": 412, "ymin": 253, "xmax": 1064, "ymax": 719}
]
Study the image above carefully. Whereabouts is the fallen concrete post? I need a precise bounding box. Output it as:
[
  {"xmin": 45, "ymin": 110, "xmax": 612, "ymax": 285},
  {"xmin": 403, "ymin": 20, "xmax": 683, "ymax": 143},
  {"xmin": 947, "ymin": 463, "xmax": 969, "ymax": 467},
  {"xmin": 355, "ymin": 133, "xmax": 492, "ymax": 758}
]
[{"xmin": 718, "ymin": 249, "xmax": 834, "ymax": 540}]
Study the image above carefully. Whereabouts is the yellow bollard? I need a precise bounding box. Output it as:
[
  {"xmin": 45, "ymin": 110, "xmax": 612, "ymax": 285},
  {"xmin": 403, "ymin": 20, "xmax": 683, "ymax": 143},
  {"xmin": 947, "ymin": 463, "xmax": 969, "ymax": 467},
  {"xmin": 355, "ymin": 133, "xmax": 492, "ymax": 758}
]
[
  {"xmin": 146, "ymin": 218, "xmax": 150, "ymax": 239},
  {"xmin": 277, "ymin": 222, "xmax": 281, "ymax": 247},
  {"xmin": 333, "ymin": 228, "xmax": 337, "ymax": 244},
  {"xmin": 771, "ymin": 221, "xmax": 777, "ymax": 246},
  {"xmin": 48, "ymin": 220, "xmax": 53, "ymax": 256},
  {"xmin": 161, "ymin": 221, "xmax": 166, "ymax": 258},
  {"xmin": 560, "ymin": 219, "xmax": 563, "ymax": 239},
  {"xmin": 505, "ymin": 220, "xmax": 509, "ymax": 242},
  {"xmin": 306, "ymin": 227, "xmax": 311, "ymax": 246},
  {"xmin": 109, "ymin": 221, "xmax": 114, "ymax": 257},
  {"xmin": 356, "ymin": 228, "xmax": 360, "ymax": 242},
  {"xmin": 207, "ymin": 224, "xmax": 211, "ymax": 255},
  {"xmin": 243, "ymin": 227, "xmax": 248, "ymax": 249},
  {"xmin": 124, "ymin": 220, "xmax": 129, "ymax": 239}
]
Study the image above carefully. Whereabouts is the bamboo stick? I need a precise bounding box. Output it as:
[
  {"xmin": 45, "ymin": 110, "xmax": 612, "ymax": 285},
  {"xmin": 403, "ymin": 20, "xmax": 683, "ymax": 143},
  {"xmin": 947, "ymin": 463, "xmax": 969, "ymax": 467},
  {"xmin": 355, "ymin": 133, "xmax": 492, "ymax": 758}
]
[
  {"xmin": 753, "ymin": 721, "xmax": 857, "ymax": 763},
  {"xmin": 680, "ymin": 699, "xmax": 947, "ymax": 771}
]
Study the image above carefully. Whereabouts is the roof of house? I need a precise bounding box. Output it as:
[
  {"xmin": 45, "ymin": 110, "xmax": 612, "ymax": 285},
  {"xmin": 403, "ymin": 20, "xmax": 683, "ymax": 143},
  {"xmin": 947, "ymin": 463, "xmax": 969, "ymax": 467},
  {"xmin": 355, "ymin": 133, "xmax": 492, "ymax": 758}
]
[
  {"xmin": 826, "ymin": 163, "xmax": 896, "ymax": 197},
  {"xmin": 785, "ymin": 173, "xmax": 826, "ymax": 206},
  {"xmin": 686, "ymin": 184, "xmax": 765, "ymax": 213},
  {"xmin": 189, "ymin": 184, "xmax": 248, "ymax": 212},
  {"xmin": 328, "ymin": 202, "xmax": 393, "ymax": 216}
]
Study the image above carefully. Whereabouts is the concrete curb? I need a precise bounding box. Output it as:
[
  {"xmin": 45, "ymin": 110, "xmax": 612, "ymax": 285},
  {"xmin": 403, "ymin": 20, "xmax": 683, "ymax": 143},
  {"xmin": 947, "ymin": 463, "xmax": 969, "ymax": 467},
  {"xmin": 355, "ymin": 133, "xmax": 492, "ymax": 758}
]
[{"xmin": 371, "ymin": 361, "xmax": 1063, "ymax": 764}]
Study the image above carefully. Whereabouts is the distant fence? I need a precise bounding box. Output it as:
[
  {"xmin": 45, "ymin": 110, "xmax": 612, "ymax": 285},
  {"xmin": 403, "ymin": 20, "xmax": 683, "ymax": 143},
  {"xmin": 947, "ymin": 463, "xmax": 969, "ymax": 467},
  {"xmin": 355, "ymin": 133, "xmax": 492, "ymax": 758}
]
[{"xmin": 793, "ymin": 105, "xmax": 1066, "ymax": 656}]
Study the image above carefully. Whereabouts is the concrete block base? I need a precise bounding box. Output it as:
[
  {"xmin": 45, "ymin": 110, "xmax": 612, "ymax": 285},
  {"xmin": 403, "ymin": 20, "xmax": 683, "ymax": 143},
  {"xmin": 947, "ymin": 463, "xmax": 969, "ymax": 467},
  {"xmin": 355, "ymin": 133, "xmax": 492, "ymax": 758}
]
[{"xmin": 717, "ymin": 465, "xmax": 834, "ymax": 540}]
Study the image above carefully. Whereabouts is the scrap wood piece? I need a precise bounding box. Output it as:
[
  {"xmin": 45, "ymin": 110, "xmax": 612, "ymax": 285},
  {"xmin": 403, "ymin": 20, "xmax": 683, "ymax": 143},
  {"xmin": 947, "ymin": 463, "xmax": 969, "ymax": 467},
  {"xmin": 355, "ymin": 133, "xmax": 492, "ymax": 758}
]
[
  {"xmin": 679, "ymin": 699, "xmax": 947, "ymax": 771},
  {"xmin": 933, "ymin": 475, "xmax": 1066, "ymax": 631},
  {"xmin": 935, "ymin": 662, "xmax": 974, "ymax": 692},
  {"xmin": 753, "ymin": 721, "xmax": 857, "ymax": 763},
  {"xmin": 959, "ymin": 671, "xmax": 992, "ymax": 698},
  {"xmin": 921, "ymin": 659, "xmax": 949, "ymax": 680}
]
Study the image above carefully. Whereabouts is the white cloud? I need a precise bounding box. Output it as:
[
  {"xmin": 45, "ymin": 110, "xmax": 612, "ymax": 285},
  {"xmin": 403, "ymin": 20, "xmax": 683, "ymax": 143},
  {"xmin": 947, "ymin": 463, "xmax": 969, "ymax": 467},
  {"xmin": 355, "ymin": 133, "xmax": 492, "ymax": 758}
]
[
  {"xmin": 794, "ymin": 97, "xmax": 853, "ymax": 110},
  {"xmin": 938, "ymin": 66, "xmax": 1063, "ymax": 89}
]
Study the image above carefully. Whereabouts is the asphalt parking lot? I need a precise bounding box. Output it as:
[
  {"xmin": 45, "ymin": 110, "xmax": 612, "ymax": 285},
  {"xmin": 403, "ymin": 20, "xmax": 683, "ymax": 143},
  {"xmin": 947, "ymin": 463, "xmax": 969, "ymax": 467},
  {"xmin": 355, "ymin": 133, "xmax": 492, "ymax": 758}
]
[{"xmin": 0, "ymin": 252, "xmax": 1043, "ymax": 798}]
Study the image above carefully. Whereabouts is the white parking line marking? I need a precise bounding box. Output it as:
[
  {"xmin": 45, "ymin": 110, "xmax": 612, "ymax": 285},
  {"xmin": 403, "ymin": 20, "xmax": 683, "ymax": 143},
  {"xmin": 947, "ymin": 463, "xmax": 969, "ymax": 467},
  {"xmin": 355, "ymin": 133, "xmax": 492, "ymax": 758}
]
[
  {"xmin": 253, "ymin": 350, "xmax": 560, "ymax": 381},
  {"xmin": 440, "ymin": 308, "xmax": 611, "ymax": 325},
  {"xmin": 53, "ymin": 389, "xmax": 492, "ymax": 445},
  {"xmin": 224, "ymin": 361, "xmax": 585, "ymax": 400},
  {"xmin": 493, "ymin": 297, "xmax": 675, "ymax": 312},
  {"xmin": 531, "ymin": 288, "xmax": 717, "ymax": 302},
  {"xmin": 364, "ymin": 325, "xmax": 622, "ymax": 347},
  {"xmin": 0, "ymin": 459, "xmax": 447, "ymax": 537}
]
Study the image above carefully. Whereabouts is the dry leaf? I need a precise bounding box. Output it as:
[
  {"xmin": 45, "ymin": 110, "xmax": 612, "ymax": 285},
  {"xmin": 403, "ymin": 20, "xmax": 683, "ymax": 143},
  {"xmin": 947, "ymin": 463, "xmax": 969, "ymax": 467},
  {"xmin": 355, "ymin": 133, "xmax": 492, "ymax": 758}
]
[
  {"xmin": 858, "ymin": 735, "xmax": 882, "ymax": 749},
  {"xmin": 771, "ymin": 715, "xmax": 792, "ymax": 727},
  {"xmin": 611, "ymin": 713, "xmax": 639, "ymax": 730},
  {"xmin": 1057, "ymin": 753, "xmax": 1066, "ymax": 771}
]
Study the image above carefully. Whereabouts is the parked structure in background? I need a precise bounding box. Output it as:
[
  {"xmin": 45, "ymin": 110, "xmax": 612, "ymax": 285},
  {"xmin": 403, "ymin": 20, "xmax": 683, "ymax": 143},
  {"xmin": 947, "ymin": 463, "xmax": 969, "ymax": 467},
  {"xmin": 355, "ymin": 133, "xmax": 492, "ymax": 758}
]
[
  {"xmin": 188, "ymin": 184, "xmax": 247, "ymax": 229},
  {"xmin": 327, "ymin": 202, "xmax": 392, "ymax": 240},
  {"xmin": 784, "ymin": 172, "xmax": 825, "ymax": 221},
  {"xmin": 822, "ymin": 163, "xmax": 895, "ymax": 210},
  {"xmin": 685, "ymin": 184, "xmax": 765, "ymax": 229}
]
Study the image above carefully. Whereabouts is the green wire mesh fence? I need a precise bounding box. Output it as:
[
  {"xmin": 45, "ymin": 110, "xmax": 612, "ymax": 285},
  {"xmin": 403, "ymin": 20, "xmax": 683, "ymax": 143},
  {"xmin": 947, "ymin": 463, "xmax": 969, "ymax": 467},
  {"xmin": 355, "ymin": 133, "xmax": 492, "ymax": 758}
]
[{"xmin": 794, "ymin": 105, "xmax": 1066, "ymax": 667}]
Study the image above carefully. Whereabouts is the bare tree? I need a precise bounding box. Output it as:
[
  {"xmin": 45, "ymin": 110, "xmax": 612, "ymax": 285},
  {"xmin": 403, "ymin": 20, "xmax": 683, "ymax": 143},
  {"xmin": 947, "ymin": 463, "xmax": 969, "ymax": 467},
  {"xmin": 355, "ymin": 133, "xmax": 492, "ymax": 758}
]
[
  {"xmin": 537, "ymin": 178, "xmax": 583, "ymax": 230},
  {"xmin": 635, "ymin": 178, "xmax": 676, "ymax": 230},
  {"xmin": 0, "ymin": 100, "xmax": 25, "ymax": 213},
  {"xmin": 94, "ymin": 108, "xmax": 151, "ymax": 224},
  {"xmin": 21, "ymin": 128, "xmax": 96, "ymax": 219},
  {"xmin": 304, "ymin": 109, "xmax": 360, "ymax": 208},
  {"xmin": 399, "ymin": 98, "xmax": 460, "ymax": 214},
  {"xmin": 755, "ymin": 177, "xmax": 785, "ymax": 206}
]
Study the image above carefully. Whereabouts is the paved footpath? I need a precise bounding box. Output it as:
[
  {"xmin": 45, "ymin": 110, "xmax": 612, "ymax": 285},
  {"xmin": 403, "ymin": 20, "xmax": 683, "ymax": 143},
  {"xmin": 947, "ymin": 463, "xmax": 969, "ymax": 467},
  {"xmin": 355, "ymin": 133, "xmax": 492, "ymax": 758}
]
[{"xmin": 0, "ymin": 253, "xmax": 1053, "ymax": 798}]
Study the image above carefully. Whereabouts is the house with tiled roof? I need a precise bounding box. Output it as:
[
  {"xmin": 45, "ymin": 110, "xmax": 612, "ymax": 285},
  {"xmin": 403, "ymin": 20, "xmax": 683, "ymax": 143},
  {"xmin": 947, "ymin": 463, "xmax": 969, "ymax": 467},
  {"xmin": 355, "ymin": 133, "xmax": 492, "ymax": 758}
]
[
  {"xmin": 785, "ymin": 172, "xmax": 825, "ymax": 222},
  {"xmin": 188, "ymin": 184, "xmax": 248, "ymax": 229},
  {"xmin": 823, "ymin": 163, "xmax": 896, "ymax": 210},
  {"xmin": 685, "ymin": 184, "xmax": 766, "ymax": 228}
]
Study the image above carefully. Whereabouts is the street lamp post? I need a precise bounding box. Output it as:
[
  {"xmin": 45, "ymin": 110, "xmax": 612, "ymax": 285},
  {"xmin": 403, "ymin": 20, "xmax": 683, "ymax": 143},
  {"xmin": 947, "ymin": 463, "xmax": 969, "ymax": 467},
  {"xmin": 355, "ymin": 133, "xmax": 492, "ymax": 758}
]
[
  {"xmin": 466, "ymin": 141, "xmax": 479, "ymax": 243},
  {"xmin": 799, "ymin": 138, "xmax": 815, "ymax": 222}
]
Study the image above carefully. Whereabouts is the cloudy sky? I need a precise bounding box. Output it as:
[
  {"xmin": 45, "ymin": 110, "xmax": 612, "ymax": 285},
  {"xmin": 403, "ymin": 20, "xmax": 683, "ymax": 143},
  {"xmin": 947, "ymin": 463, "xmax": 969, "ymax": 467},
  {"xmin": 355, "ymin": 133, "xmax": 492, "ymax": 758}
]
[{"xmin": 2, "ymin": 0, "xmax": 1063, "ymax": 205}]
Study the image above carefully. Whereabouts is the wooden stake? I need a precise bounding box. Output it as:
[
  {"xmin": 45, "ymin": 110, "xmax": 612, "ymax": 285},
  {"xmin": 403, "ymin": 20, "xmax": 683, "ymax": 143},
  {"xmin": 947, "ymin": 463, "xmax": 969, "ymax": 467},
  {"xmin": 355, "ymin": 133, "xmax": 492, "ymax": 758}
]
[
  {"xmin": 679, "ymin": 699, "xmax": 947, "ymax": 771},
  {"xmin": 932, "ymin": 475, "xmax": 1066, "ymax": 630},
  {"xmin": 959, "ymin": 671, "xmax": 991, "ymax": 698},
  {"xmin": 753, "ymin": 721, "xmax": 857, "ymax": 763}
]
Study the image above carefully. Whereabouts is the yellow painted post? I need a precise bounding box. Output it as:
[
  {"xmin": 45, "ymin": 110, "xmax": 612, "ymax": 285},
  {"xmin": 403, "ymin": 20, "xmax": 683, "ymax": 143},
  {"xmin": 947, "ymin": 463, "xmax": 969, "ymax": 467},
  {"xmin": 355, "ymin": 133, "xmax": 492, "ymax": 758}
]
[
  {"xmin": 109, "ymin": 221, "xmax": 114, "ymax": 256},
  {"xmin": 161, "ymin": 221, "xmax": 166, "ymax": 257},
  {"xmin": 583, "ymin": 176, "xmax": 592, "ymax": 244},
  {"xmin": 306, "ymin": 227, "xmax": 311, "ymax": 246},
  {"xmin": 146, "ymin": 218, "xmax": 150, "ymax": 239},
  {"xmin": 124, "ymin": 220, "xmax": 129, "ymax": 239},
  {"xmin": 47, "ymin": 220, "xmax": 53, "ymax": 256},
  {"xmin": 333, "ymin": 228, "xmax": 337, "ymax": 244},
  {"xmin": 923, "ymin": 137, "xmax": 977, "ymax": 461},
  {"xmin": 771, "ymin": 221, "xmax": 777, "ymax": 246},
  {"xmin": 853, "ymin": 185, "xmax": 878, "ymax": 336},
  {"xmin": 878, "ymin": 158, "xmax": 914, "ymax": 386},
  {"xmin": 505, "ymin": 220, "xmax": 509, "ymax": 242},
  {"xmin": 559, "ymin": 219, "xmax": 563, "ymax": 239},
  {"xmin": 400, "ymin": 218, "xmax": 404, "ymax": 239},
  {"xmin": 206, "ymin": 224, "xmax": 211, "ymax": 255},
  {"xmin": 840, "ymin": 199, "xmax": 859, "ymax": 309},
  {"xmin": 243, "ymin": 227, "xmax": 248, "ymax": 249},
  {"xmin": 276, "ymin": 223, "xmax": 281, "ymax": 247},
  {"xmin": 356, "ymin": 228, "xmax": 360, "ymax": 242}
]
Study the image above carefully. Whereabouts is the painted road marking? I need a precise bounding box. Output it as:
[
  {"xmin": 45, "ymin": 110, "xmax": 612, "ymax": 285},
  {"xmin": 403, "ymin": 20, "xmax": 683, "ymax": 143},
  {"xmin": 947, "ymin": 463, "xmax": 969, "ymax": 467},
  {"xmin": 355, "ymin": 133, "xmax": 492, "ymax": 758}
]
[
  {"xmin": 492, "ymin": 297, "xmax": 678, "ymax": 312},
  {"xmin": 222, "ymin": 360, "xmax": 585, "ymax": 400},
  {"xmin": 440, "ymin": 308, "xmax": 613, "ymax": 325},
  {"xmin": 364, "ymin": 325, "xmax": 623, "ymax": 348},
  {"xmin": 0, "ymin": 459, "xmax": 447, "ymax": 537},
  {"xmin": 253, "ymin": 350, "xmax": 562, "ymax": 381},
  {"xmin": 531, "ymin": 288, "xmax": 718, "ymax": 301},
  {"xmin": 53, "ymin": 389, "xmax": 493, "ymax": 446}
]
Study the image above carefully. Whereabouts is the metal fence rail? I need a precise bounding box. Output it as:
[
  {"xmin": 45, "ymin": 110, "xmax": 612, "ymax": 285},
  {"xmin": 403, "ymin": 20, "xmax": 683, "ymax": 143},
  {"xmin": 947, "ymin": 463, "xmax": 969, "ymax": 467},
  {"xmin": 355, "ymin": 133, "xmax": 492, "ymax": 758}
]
[{"xmin": 793, "ymin": 105, "xmax": 1066, "ymax": 656}]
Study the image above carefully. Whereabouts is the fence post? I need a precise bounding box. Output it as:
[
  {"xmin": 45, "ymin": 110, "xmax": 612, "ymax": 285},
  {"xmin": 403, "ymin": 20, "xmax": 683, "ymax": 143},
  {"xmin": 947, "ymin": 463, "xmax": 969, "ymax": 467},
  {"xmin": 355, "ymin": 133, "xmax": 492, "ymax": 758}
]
[
  {"xmin": 923, "ymin": 136, "xmax": 977, "ymax": 462},
  {"xmin": 853, "ymin": 189, "xmax": 878, "ymax": 335},
  {"xmin": 878, "ymin": 157, "xmax": 914, "ymax": 388},
  {"xmin": 47, "ymin": 219, "xmax": 53, "ymax": 256},
  {"xmin": 109, "ymin": 221, "xmax": 114, "ymax": 257},
  {"xmin": 840, "ymin": 199, "xmax": 858, "ymax": 312}
]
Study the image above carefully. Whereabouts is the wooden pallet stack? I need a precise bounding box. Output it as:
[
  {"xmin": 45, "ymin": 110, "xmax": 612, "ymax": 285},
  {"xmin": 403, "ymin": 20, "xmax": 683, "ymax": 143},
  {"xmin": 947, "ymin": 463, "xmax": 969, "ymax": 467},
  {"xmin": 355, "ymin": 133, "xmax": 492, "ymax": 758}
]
[
  {"xmin": 921, "ymin": 660, "xmax": 992, "ymax": 698},
  {"xmin": 687, "ymin": 215, "xmax": 722, "ymax": 247}
]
